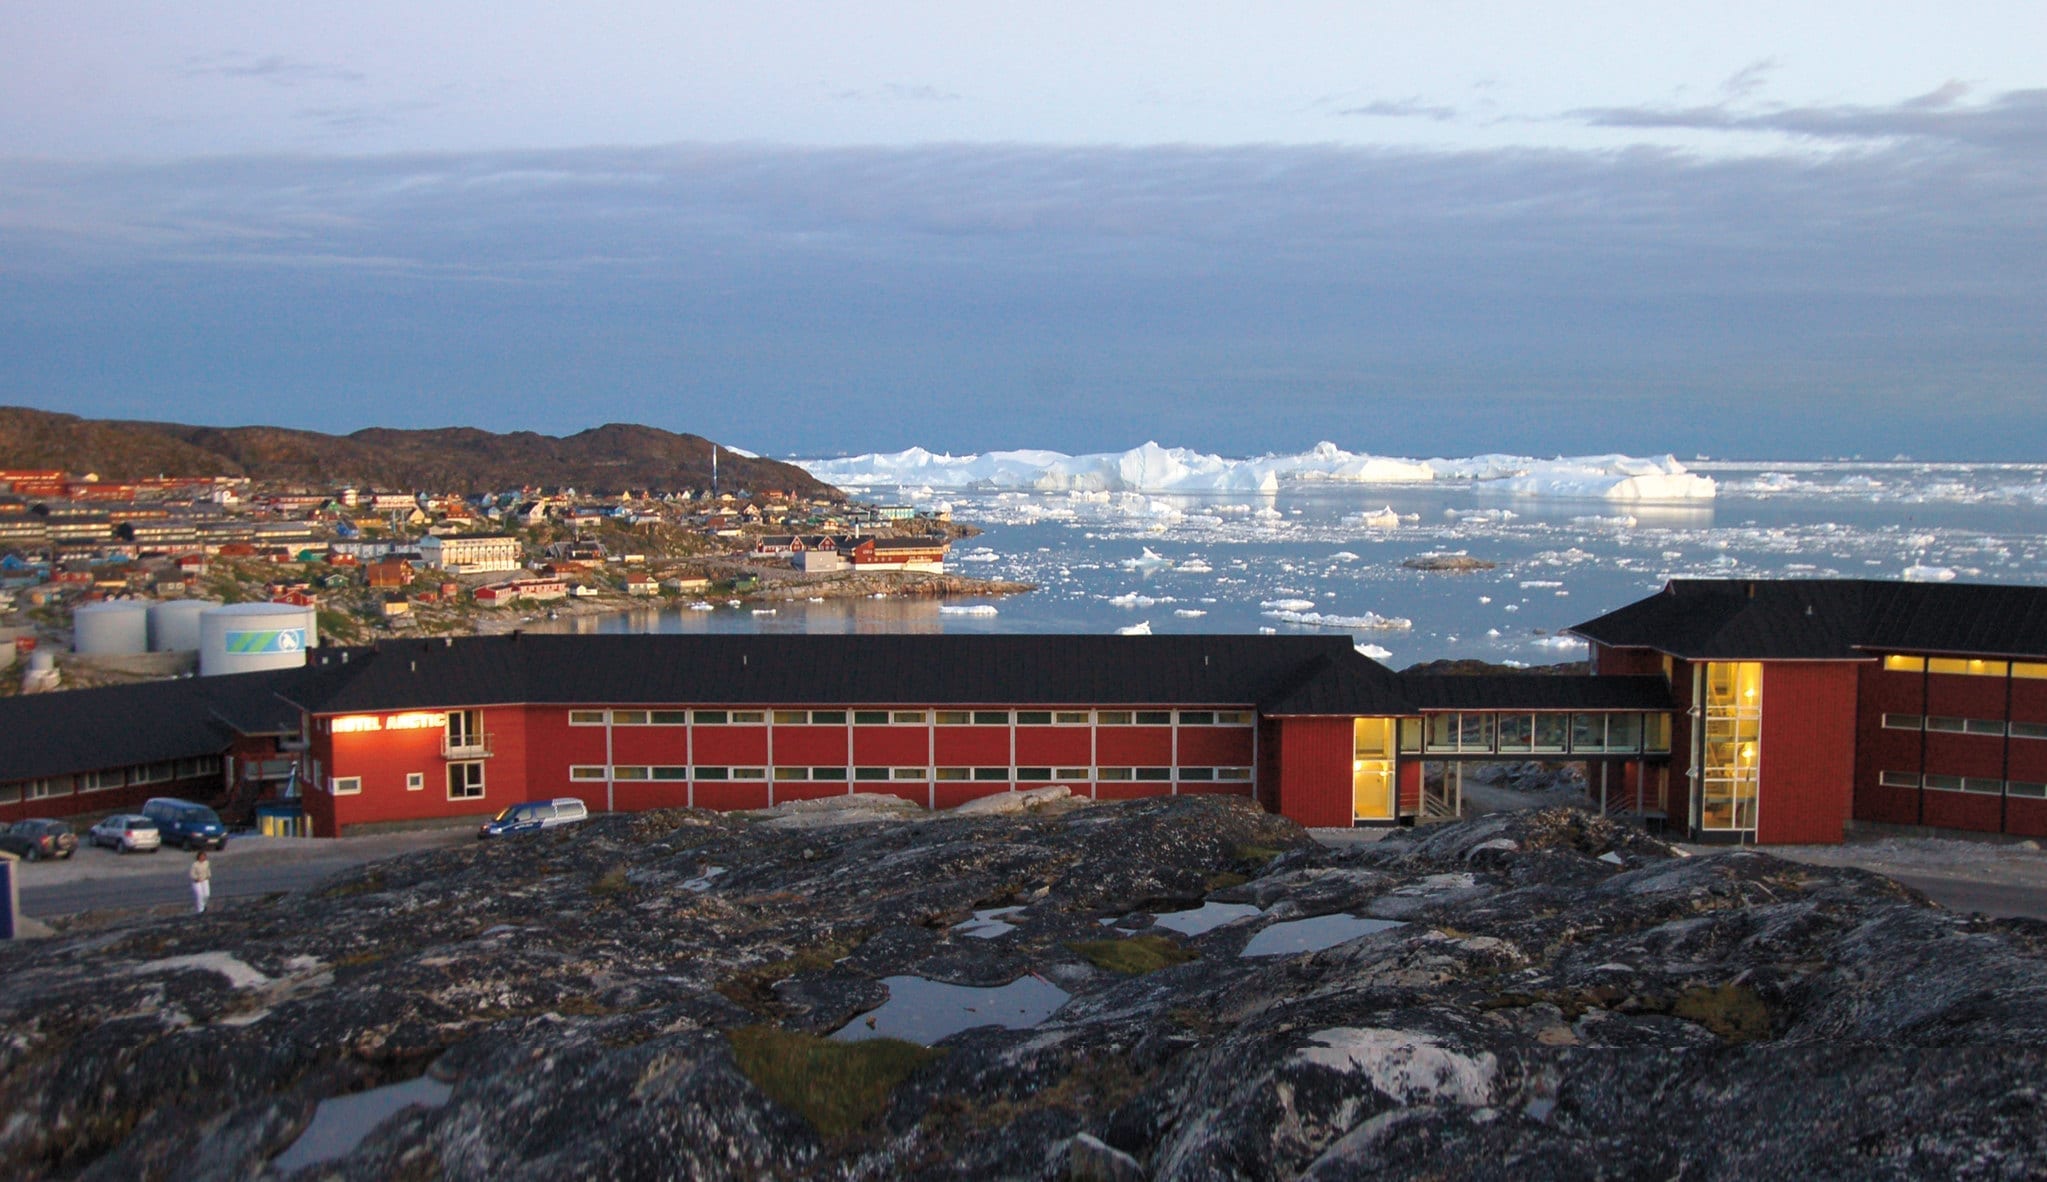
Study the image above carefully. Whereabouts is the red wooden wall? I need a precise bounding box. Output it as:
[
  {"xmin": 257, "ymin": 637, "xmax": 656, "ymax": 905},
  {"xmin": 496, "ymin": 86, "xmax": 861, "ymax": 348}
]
[{"xmin": 1757, "ymin": 662, "xmax": 1859, "ymax": 844}]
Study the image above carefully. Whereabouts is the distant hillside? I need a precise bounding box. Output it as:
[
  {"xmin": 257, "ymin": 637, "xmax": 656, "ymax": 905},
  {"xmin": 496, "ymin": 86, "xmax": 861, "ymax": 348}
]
[{"xmin": 0, "ymin": 408, "xmax": 840, "ymax": 498}]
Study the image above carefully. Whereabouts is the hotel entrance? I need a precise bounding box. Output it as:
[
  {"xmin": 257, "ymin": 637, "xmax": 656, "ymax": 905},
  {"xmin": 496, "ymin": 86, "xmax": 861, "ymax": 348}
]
[{"xmin": 1352, "ymin": 717, "xmax": 1397, "ymax": 822}]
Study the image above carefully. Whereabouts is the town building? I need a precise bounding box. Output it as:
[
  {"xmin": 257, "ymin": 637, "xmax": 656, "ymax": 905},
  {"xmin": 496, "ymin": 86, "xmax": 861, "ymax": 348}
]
[{"xmin": 417, "ymin": 533, "xmax": 522, "ymax": 574}]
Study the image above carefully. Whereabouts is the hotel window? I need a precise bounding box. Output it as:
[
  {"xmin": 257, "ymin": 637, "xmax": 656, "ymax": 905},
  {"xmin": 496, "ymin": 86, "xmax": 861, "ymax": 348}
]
[
  {"xmin": 935, "ymin": 767, "xmax": 970, "ymax": 781},
  {"xmin": 570, "ymin": 766, "xmax": 607, "ymax": 781},
  {"xmin": 1883, "ymin": 655, "xmax": 1927, "ymax": 673},
  {"xmin": 1571, "ymin": 714, "xmax": 1607, "ymax": 753},
  {"xmin": 81, "ymin": 770, "xmax": 125, "ymax": 792},
  {"xmin": 1016, "ymin": 766, "xmax": 1053, "ymax": 781},
  {"xmin": 732, "ymin": 712, "xmax": 766, "ymax": 724},
  {"xmin": 692, "ymin": 710, "xmax": 729, "ymax": 725},
  {"xmin": 1398, "ymin": 718, "xmax": 1423, "ymax": 754},
  {"xmin": 694, "ymin": 766, "xmax": 730, "ymax": 780},
  {"xmin": 854, "ymin": 767, "xmax": 891, "ymax": 781},
  {"xmin": 1217, "ymin": 768, "xmax": 1253, "ymax": 781},
  {"xmin": 652, "ymin": 767, "xmax": 688, "ymax": 780},
  {"xmin": 1054, "ymin": 711, "xmax": 1091, "ymax": 725},
  {"xmin": 1882, "ymin": 714, "xmax": 1923, "ymax": 731},
  {"xmin": 1097, "ymin": 712, "xmax": 1134, "ymax": 726},
  {"xmin": 569, "ymin": 710, "xmax": 606, "ymax": 726},
  {"xmin": 892, "ymin": 768, "xmax": 926, "ymax": 780},
  {"xmin": 177, "ymin": 756, "xmax": 223, "ymax": 778},
  {"xmin": 1606, "ymin": 714, "xmax": 1642, "ymax": 752},
  {"xmin": 1135, "ymin": 711, "xmax": 1172, "ymax": 725},
  {"xmin": 2011, "ymin": 721, "xmax": 2047, "ymax": 740},
  {"xmin": 1055, "ymin": 767, "xmax": 1091, "ymax": 780},
  {"xmin": 811, "ymin": 767, "xmax": 847, "ymax": 781},
  {"xmin": 1700, "ymin": 661, "xmax": 1762, "ymax": 833},
  {"xmin": 330, "ymin": 776, "xmax": 361, "ymax": 795},
  {"xmin": 614, "ymin": 766, "xmax": 651, "ymax": 781},
  {"xmin": 774, "ymin": 711, "xmax": 808, "ymax": 725},
  {"xmin": 1217, "ymin": 711, "xmax": 1253, "ymax": 725},
  {"xmin": 1497, "ymin": 715, "xmax": 1534, "ymax": 753},
  {"xmin": 448, "ymin": 762, "xmax": 485, "ymax": 799},
  {"xmin": 854, "ymin": 711, "xmax": 891, "ymax": 726},
  {"xmin": 1098, "ymin": 767, "xmax": 1135, "ymax": 781},
  {"xmin": 612, "ymin": 710, "xmax": 650, "ymax": 725},
  {"xmin": 25, "ymin": 778, "xmax": 69, "ymax": 799},
  {"xmin": 2015, "ymin": 663, "xmax": 2047, "ymax": 680},
  {"xmin": 2009, "ymin": 781, "xmax": 2047, "ymax": 798},
  {"xmin": 650, "ymin": 711, "xmax": 688, "ymax": 725},
  {"xmin": 973, "ymin": 711, "xmax": 1009, "ymax": 726},
  {"xmin": 0, "ymin": 784, "xmax": 19, "ymax": 805},
  {"xmin": 1966, "ymin": 719, "xmax": 2006, "ymax": 736},
  {"xmin": 1923, "ymin": 774, "xmax": 1963, "ymax": 792},
  {"xmin": 1929, "ymin": 657, "xmax": 2008, "ymax": 677},
  {"xmin": 1180, "ymin": 767, "xmax": 1215, "ymax": 780},
  {"xmin": 1352, "ymin": 718, "xmax": 1396, "ymax": 821},
  {"xmin": 774, "ymin": 767, "xmax": 808, "ymax": 781},
  {"xmin": 973, "ymin": 767, "xmax": 1009, "ymax": 781},
  {"xmin": 1644, "ymin": 713, "xmax": 1671, "ymax": 753},
  {"xmin": 1925, "ymin": 716, "xmax": 1967, "ymax": 734},
  {"xmin": 1135, "ymin": 767, "xmax": 1172, "ymax": 781},
  {"xmin": 893, "ymin": 711, "xmax": 928, "ymax": 725},
  {"xmin": 1015, "ymin": 711, "xmax": 1053, "ymax": 726},
  {"xmin": 134, "ymin": 762, "xmax": 175, "ymax": 784},
  {"xmin": 407, "ymin": 772, "xmax": 424, "ymax": 791},
  {"xmin": 1879, "ymin": 771, "xmax": 1921, "ymax": 788},
  {"xmin": 1178, "ymin": 711, "xmax": 1215, "ymax": 726},
  {"xmin": 733, "ymin": 767, "xmax": 767, "ymax": 780},
  {"xmin": 935, "ymin": 711, "xmax": 972, "ymax": 726},
  {"xmin": 811, "ymin": 712, "xmax": 847, "ymax": 726},
  {"xmin": 1962, "ymin": 777, "xmax": 2004, "ymax": 795},
  {"xmin": 1533, "ymin": 714, "xmax": 1569, "ymax": 753}
]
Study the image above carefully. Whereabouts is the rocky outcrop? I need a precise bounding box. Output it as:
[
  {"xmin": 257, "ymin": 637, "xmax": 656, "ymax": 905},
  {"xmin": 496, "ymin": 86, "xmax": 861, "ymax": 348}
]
[{"xmin": 1, "ymin": 800, "xmax": 2042, "ymax": 1180}]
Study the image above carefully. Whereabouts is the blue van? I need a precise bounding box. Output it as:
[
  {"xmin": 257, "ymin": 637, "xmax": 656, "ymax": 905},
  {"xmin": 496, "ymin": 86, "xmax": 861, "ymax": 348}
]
[
  {"xmin": 478, "ymin": 798, "xmax": 590, "ymax": 839},
  {"xmin": 141, "ymin": 798, "xmax": 229, "ymax": 850}
]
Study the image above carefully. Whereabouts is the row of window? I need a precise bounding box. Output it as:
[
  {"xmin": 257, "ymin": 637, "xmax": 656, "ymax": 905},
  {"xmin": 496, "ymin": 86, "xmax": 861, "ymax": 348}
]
[
  {"xmin": 567, "ymin": 708, "xmax": 1253, "ymax": 728},
  {"xmin": 566, "ymin": 764, "xmax": 1254, "ymax": 783},
  {"xmin": 1418, "ymin": 712, "xmax": 1672, "ymax": 755},
  {"xmin": 1880, "ymin": 714, "xmax": 2047, "ymax": 740},
  {"xmin": 332, "ymin": 764, "xmax": 482, "ymax": 800},
  {"xmin": 1878, "ymin": 771, "xmax": 2047, "ymax": 798},
  {"xmin": 0, "ymin": 758, "xmax": 223, "ymax": 805},
  {"xmin": 1883, "ymin": 655, "xmax": 2047, "ymax": 679}
]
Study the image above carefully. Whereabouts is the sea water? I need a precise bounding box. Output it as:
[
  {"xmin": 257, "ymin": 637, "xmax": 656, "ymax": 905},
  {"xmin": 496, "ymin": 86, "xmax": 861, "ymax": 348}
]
[{"xmin": 545, "ymin": 461, "xmax": 2047, "ymax": 666}]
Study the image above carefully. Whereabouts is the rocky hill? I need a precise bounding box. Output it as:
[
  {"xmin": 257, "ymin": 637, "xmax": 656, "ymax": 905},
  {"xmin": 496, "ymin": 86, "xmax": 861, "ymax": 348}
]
[
  {"xmin": 3, "ymin": 797, "xmax": 2043, "ymax": 1179},
  {"xmin": 0, "ymin": 407, "xmax": 838, "ymax": 498}
]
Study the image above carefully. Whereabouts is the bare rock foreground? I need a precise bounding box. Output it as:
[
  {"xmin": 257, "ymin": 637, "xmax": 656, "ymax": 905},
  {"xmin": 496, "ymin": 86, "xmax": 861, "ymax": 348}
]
[{"xmin": 3, "ymin": 797, "xmax": 2044, "ymax": 1180}]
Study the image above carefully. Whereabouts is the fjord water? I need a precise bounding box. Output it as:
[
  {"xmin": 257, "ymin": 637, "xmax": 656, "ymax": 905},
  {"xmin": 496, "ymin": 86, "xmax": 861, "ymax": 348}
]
[{"xmin": 555, "ymin": 462, "xmax": 2047, "ymax": 667}]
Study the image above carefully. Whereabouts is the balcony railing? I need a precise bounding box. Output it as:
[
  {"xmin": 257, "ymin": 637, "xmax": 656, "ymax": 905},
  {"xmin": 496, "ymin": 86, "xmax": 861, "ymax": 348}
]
[{"xmin": 442, "ymin": 732, "xmax": 495, "ymax": 758}]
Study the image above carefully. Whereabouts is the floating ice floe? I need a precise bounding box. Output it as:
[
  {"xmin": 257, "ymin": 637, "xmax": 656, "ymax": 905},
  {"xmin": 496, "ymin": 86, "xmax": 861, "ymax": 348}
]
[
  {"xmin": 939, "ymin": 604, "xmax": 999, "ymax": 616},
  {"xmin": 1173, "ymin": 609, "xmax": 1207, "ymax": 618},
  {"xmin": 1265, "ymin": 608, "xmax": 1414, "ymax": 631},
  {"xmin": 1356, "ymin": 643, "xmax": 1394, "ymax": 660},
  {"xmin": 1116, "ymin": 621, "xmax": 1153, "ymax": 636},
  {"xmin": 1903, "ymin": 564, "xmax": 1958, "ymax": 582},
  {"xmin": 1122, "ymin": 547, "xmax": 1173, "ymax": 572},
  {"xmin": 1109, "ymin": 592, "xmax": 1174, "ymax": 608},
  {"xmin": 794, "ymin": 442, "xmax": 1716, "ymax": 500},
  {"xmin": 1346, "ymin": 505, "xmax": 1404, "ymax": 529},
  {"xmin": 1261, "ymin": 598, "xmax": 1318, "ymax": 612}
]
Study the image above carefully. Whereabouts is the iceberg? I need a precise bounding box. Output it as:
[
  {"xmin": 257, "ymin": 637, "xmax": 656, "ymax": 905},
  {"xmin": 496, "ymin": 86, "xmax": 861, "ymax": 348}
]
[
  {"xmin": 796, "ymin": 442, "xmax": 1715, "ymax": 500},
  {"xmin": 1116, "ymin": 621, "xmax": 1153, "ymax": 636}
]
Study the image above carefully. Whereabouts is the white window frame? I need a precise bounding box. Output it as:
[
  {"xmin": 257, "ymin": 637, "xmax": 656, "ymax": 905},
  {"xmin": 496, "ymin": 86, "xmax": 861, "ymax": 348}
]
[
  {"xmin": 569, "ymin": 765, "xmax": 607, "ymax": 781},
  {"xmin": 448, "ymin": 761, "xmax": 486, "ymax": 800},
  {"xmin": 330, "ymin": 776, "xmax": 363, "ymax": 796},
  {"xmin": 406, "ymin": 772, "xmax": 424, "ymax": 791}
]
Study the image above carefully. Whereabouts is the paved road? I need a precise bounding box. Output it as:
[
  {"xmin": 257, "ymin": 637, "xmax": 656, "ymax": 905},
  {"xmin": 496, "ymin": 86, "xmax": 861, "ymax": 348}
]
[
  {"xmin": 1885, "ymin": 873, "xmax": 2047, "ymax": 921},
  {"xmin": 21, "ymin": 860, "xmax": 361, "ymax": 917}
]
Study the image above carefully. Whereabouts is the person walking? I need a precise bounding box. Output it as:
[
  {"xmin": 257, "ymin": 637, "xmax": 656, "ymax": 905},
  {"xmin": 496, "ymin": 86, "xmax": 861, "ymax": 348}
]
[{"xmin": 190, "ymin": 850, "xmax": 211, "ymax": 914}]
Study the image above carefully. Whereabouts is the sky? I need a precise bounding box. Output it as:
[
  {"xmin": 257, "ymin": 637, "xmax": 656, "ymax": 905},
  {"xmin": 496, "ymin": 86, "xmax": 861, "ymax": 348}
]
[{"xmin": 2, "ymin": 2, "xmax": 2044, "ymax": 459}]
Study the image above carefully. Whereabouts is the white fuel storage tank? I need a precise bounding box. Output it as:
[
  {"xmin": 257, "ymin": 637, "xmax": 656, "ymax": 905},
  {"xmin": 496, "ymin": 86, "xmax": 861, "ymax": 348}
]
[
  {"xmin": 73, "ymin": 600, "xmax": 150, "ymax": 655},
  {"xmin": 199, "ymin": 602, "xmax": 318, "ymax": 676},
  {"xmin": 148, "ymin": 598, "xmax": 221, "ymax": 653}
]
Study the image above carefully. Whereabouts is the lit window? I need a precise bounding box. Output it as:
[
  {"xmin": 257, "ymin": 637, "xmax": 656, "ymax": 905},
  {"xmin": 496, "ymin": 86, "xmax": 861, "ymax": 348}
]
[
  {"xmin": 774, "ymin": 767, "xmax": 808, "ymax": 781},
  {"xmin": 1097, "ymin": 712, "xmax": 1133, "ymax": 726},
  {"xmin": 612, "ymin": 710, "xmax": 649, "ymax": 725},
  {"xmin": 614, "ymin": 766, "xmax": 650, "ymax": 781},
  {"xmin": 1883, "ymin": 655, "xmax": 1926, "ymax": 673},
  {"xmin": 935, "ymin": 711, "xmax": 971, "ymax": 726},
  {"xmin": 570, "ymin": 766, "xmax": 607, "ymax": 781},
  {"xmin": 733, "ymin": 767, "xmax": 767, "ymax": 780},
  {"xmin": 935, "ymin": 767, "xmax": 970, "ymax": 781},
  {"xmin": 773, "ymin": 711, "xmax": 808, "ymax": 725},
  {"xmin": 1055, "ymin": 767, "xmax": 1090, "ymax": 780},
  {"xmin": 2014, "ymin": 663, "xmax": 2047, "ymax": 680},
  {"xmin": 892, "ymin": 768, "xmax": 926, "ymax": 780},
  {"xmin": 1097, "ymin": 767, "xmax": 1134, "ymax": 781},
  {"xmin": 1216, "ymin": 711, "xmax": 1253, "ymax": 725}
]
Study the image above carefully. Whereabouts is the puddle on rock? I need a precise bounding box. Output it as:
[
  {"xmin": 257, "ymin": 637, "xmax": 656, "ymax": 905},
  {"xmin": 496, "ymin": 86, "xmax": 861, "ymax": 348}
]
[
  {"xmin": 952, "ymin": 907, "xmax": 1024, "ymax": 939},
  {"xmin": 271, "ymin": 1075, "xmax": 453, "ymax": 1173},
  {"xmin": 831, "ymin": 975, "xmax": 1070, "ymax": 1045},
  {"xmin": 1240, "ymin": 914, "xmax": 1406, "ymax": 958},
  {"xmin": 1152, "ymin": 901, "xmax": 1265, "ymax": 936},
  {"xmin": 681, "ymin": 866, "xmax": 728, "ymax": 893}
]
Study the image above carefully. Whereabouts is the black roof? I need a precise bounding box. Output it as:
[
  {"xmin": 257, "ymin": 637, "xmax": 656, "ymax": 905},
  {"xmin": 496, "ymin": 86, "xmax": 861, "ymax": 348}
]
[
  {"xmin": 1571, "ymin": 579, "xmax": 2047, "ymax": 661},
  {"xmin": 284, "ymin": 633, "xmax": 1395, "ymax": 714},
  {"xmin": 0, "ymin": 667, "xmax": 306, "ymax": 784}
]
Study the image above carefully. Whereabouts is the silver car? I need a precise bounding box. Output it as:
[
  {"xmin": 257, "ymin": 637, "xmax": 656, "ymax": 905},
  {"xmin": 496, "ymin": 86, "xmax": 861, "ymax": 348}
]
[{"xmin": 89, "ymin": 814, "xmax": 162, "ymax": 854}]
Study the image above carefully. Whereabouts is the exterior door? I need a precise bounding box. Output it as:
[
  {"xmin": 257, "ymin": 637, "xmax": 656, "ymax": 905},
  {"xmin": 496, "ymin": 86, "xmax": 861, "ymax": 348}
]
[{"xmin": 1352, "ymin": 718, "xmax": 1396, "ymax": 821}]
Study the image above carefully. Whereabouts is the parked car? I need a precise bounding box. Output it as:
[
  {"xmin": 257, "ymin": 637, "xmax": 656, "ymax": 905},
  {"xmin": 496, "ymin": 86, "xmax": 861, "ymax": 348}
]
[
  {"xmin": 4, "ymin": 819, "xmax": 79, "ymax": 861},
  {"xmin": 88, "ymin": 814, "xmax": 162, "ymax": 854},
  {"xmin": 140, "ymin": 798, "xmax": 228, "ymax": 850},
  {"xmin": 478, "ymin": 797, "xmax": 589, "ymax": 839}
]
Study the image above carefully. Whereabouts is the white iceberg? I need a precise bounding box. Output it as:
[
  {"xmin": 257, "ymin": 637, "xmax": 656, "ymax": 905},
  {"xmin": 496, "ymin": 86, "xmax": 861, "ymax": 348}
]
[
  {"xmin": 1116, "ymin": 621, "xmax": 1153, "ymax": 636},
  {"xmin": 939, "ymin": 604, "xmax": 999, "ymax": 616},
  {"xmin": 1902, "ymin": 564, "xmax": 1958, "ymax": 582}
]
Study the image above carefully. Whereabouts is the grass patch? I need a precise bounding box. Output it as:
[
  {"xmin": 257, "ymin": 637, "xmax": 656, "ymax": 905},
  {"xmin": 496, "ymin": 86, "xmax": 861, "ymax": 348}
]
[
  {"xmin": 727, "ymin": 1025, "xmax": 940, "ymax": 1138},
  {"xmin": 1234, "ymin": 844, "xmax": 1285, "ymax": 864},
  {"xmin": 1066, "ymin": 934, "xmax": 1198, "ymax": 974},
  {"xmin": 1673, "ymin": 984, "xmax": 1773, "ymax": 1042}
]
